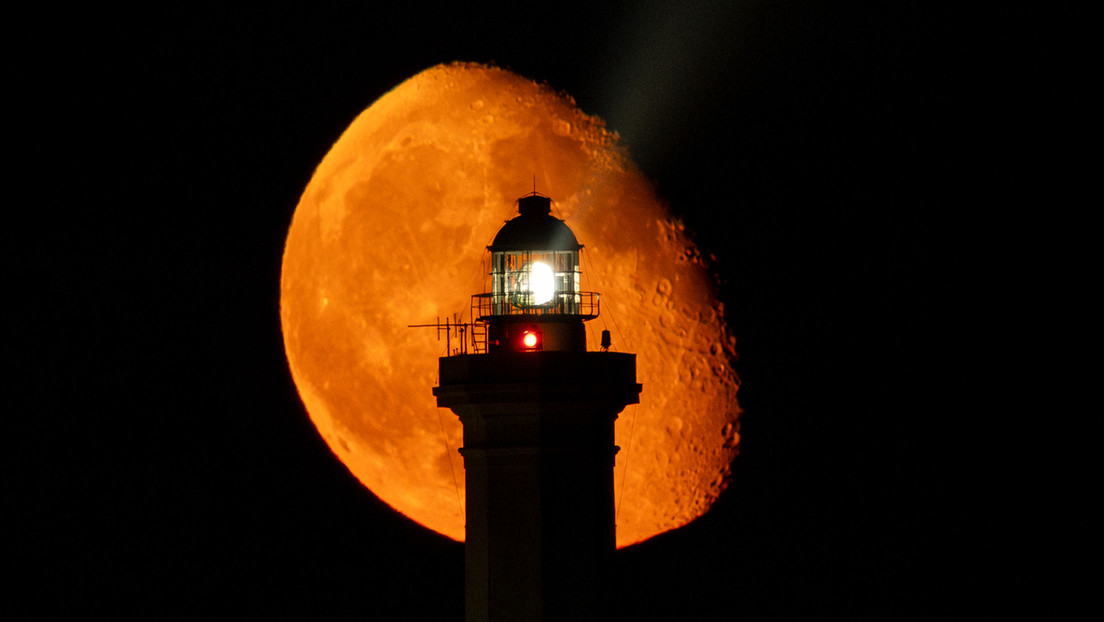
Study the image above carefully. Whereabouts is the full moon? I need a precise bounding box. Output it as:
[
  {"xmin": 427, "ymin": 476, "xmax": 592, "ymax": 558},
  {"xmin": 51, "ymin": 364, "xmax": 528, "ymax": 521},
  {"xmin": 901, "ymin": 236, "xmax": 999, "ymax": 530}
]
[{"xmin": 281, "ymin": 62, "xmax": 740, "ymax": 547}]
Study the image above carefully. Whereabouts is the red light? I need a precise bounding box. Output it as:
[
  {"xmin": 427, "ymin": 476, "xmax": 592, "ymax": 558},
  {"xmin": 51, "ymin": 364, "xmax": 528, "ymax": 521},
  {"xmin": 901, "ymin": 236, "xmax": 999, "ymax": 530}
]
[{"xmin": 522, "ymin": 331, "xmax": 538, "ymax": 349}]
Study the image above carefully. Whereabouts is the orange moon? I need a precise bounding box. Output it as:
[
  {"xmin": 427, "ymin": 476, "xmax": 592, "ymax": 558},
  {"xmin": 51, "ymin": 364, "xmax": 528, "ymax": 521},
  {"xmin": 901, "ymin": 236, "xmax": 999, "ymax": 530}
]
[{"xmin": 280, "ymin": 62, "xmax": 740, "ymax": 548}]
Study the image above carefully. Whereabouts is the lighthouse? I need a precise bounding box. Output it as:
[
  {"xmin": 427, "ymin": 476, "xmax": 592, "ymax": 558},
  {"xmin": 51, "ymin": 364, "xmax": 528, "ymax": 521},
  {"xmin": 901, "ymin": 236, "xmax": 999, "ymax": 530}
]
[{"xmin": 433, "ymin": 193, "xmax": 642, "ymax": 621}]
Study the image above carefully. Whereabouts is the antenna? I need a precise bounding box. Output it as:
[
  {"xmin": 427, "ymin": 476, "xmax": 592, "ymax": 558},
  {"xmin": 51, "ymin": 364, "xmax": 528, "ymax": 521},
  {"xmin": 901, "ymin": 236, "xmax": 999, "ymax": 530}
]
[{"xmin": 409, "ymin": 314, "xmax": 484, "ymax": 355}]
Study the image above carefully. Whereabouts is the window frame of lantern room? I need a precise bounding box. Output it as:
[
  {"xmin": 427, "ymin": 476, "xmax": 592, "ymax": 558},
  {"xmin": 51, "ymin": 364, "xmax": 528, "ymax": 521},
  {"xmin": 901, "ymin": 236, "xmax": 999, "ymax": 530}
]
[{"xmin": 491, "ymin": 249, "xmax": 580, "ymax": 315}]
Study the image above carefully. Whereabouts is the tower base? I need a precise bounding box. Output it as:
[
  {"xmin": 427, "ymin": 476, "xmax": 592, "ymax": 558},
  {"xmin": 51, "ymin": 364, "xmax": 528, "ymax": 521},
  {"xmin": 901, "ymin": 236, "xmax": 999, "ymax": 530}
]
[{"xmin": 435, "ymin": 351, "xmax": 641, "ymax": 622}]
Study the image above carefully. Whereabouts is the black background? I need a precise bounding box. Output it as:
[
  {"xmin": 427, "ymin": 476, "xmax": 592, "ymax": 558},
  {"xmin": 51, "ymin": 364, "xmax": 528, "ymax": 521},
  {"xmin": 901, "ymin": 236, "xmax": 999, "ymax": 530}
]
[{"xmin": 13, "ymin": 2, "xmax": 1084, "ymax": 619}]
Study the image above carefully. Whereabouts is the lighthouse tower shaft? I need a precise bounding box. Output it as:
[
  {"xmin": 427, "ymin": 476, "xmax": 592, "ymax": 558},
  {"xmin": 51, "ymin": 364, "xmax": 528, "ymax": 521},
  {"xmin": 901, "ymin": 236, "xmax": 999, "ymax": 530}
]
[{"xmin": 435, "ymin": 351, "xmax": 641, "ymax": 622}]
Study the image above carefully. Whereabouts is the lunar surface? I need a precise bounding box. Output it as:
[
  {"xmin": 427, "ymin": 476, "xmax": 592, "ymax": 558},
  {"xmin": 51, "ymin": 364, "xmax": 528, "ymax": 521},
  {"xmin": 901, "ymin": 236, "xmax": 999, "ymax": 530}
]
[{"xmin": 281, "ymin": 62, "xmax": 740, "ymax": 547}]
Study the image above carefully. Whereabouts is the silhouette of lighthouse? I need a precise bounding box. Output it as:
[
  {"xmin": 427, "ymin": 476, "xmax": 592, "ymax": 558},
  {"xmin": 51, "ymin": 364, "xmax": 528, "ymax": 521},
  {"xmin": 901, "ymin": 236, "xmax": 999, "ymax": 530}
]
[{"xmin": 434, "ymin": 193, "xmax": 641, "ymax": 621}]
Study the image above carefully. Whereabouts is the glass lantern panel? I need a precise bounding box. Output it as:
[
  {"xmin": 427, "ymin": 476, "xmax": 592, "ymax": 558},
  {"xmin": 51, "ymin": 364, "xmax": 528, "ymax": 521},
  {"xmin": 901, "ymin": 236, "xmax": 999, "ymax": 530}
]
[{"xmin": 488, "ymin": 249, "xmax": 581, "ymax": 316}]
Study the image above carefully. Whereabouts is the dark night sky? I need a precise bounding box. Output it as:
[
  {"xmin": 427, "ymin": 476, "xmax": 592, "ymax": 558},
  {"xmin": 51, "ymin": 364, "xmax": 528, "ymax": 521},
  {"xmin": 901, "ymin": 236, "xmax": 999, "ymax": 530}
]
[{"xmin": 12, "ymin": 2, "xmax": 1086, "ymax": 619}]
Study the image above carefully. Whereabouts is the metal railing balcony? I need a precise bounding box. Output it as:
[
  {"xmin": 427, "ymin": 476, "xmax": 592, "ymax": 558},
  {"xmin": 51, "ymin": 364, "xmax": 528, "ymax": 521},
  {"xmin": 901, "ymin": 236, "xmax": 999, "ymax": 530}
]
[{"xmin": 472, "ymin": 291, "xmax": 599, "ymax": 322}]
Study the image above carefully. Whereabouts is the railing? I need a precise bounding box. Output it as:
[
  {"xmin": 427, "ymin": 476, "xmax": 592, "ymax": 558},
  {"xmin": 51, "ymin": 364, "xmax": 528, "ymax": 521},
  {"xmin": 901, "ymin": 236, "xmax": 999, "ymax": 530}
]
[{"xmin": 472, "ymin": 291, "xmax": 600, "ymax": 321}]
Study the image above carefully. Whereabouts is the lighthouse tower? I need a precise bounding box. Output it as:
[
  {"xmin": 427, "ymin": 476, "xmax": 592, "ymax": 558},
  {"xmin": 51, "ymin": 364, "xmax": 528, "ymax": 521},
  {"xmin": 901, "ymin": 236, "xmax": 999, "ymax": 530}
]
[{"xmin": 434, "ymin": 193, "xmax": 641, "ymax": 621}]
